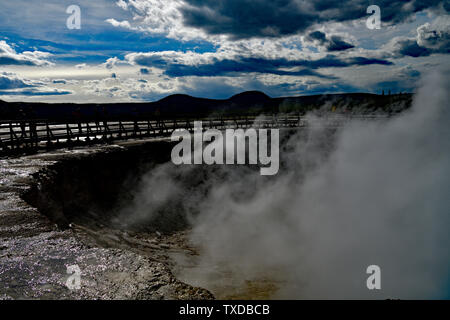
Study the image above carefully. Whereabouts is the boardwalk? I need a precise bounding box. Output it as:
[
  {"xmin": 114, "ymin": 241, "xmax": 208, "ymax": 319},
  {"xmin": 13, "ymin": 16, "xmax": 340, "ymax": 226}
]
[{"xmin": 0, "ymin": 114, "xmax": 388, "ymax": 156}]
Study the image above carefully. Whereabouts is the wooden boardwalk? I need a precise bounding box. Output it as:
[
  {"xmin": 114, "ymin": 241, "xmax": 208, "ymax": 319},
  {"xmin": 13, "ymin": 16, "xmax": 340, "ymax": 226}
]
[
  {"xmin": 0, "ymin": 114, "xmax": 306, "ymax": 156},
  {"xmin": 0, "ymin": 113, "xmax": 389, "ymax": 156}
]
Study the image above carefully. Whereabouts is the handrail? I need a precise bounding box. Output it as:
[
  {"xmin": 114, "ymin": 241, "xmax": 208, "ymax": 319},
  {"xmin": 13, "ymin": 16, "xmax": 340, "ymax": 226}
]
[{"xmin": 0, "ymin": 113, "xmax": 389, "ymax": 156}]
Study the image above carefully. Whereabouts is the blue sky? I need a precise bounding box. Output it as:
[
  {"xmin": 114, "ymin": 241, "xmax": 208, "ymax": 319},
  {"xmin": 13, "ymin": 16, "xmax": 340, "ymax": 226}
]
[{"xmin": 0, "ymin": 0, "xmax": 448, "ymax": 102}]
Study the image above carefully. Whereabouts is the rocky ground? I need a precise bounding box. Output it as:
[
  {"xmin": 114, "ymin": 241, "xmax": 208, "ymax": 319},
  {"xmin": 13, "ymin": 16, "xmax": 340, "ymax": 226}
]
[{"xmin": 0, "ymin": 142, "xmax": 214, "ymax": 300}]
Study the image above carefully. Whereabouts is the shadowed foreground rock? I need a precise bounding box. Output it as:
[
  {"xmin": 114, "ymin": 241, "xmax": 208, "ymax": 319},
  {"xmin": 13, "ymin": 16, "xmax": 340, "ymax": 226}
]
[{"xmin": 0, "ymin": 141, "xmax": 214, "ymax": 300}]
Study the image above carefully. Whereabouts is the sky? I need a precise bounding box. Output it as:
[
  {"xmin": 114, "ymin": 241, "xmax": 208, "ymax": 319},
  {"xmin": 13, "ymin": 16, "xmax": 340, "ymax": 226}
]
[{"xmin": 0, "ymin": 0, "xmax": 449, "ymax": 103}]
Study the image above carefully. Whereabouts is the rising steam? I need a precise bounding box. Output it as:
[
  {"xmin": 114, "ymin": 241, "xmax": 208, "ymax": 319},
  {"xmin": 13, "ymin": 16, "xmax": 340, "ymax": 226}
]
[{"xmin": 119, "ymin": 70, "xmax": 450, "ymax": 299}]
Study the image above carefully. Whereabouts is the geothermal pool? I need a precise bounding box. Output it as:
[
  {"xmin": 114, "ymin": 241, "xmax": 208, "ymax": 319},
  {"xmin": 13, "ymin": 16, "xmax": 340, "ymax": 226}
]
[
  {"xmin": 0, "ymin": 136, "xmax": 298, "ymax": 299},
  {"xmin": 2, "ymin": 94, "xmax": 449, "ymax": 299}
]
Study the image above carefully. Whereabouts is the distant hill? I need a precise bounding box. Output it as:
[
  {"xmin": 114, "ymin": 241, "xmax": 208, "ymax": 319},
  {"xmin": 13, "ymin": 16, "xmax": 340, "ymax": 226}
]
[
  {"xmin": 0, "ymin": 91, "xmax": 413, "ymax": 120},
  {"xmin": 229, "ymin": 91, "xmax": 271, "ymax": 104}
]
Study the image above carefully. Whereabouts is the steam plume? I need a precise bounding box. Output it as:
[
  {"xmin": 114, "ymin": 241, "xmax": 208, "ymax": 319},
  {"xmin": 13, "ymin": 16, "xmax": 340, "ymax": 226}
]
[{"xmin": 120, "ymin": 70, "xmax": 450, "ymax": 299}]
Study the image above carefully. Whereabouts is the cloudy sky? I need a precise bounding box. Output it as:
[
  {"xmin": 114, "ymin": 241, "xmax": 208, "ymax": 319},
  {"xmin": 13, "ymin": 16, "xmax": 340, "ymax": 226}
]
[{"xmin": 0, "ymin": 0, "xmax": 449, "ymax": 102}]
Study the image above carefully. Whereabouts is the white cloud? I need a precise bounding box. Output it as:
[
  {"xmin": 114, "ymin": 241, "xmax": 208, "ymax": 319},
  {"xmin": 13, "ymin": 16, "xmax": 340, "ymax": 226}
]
[
  {"xmin": 416, "ymin": 15, "xmax": 450, "ymax": 50},
  {"xmin": 105, "ymin": 18, "xmax": 131, "ymax": 29},
  {"xmin": 0, "ymin": 40, "xmax": 53, "ymax": 66},
  {"xmin": 106, "ymin": 0, "xmax": 207, "ymax": 41}
]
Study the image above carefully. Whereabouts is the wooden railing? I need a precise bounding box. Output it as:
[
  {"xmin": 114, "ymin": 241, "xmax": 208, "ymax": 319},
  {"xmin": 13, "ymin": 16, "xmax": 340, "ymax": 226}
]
[
  {"xmin": 0, "ymin": 114, "xmax": 389, "ymax": 156},
  {"xmin": 0, "ymin": 114, "xmax": 305, "ymax": 156}
]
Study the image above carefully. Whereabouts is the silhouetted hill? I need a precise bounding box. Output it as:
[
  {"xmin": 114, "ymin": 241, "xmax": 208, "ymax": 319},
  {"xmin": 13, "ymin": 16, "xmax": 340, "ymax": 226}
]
[
  {"xmin": 229, "ymin": 91, "xmax": 271, "ymax": 104},
  {"xmin": 153, "ymin": 94, "xmax": 222, "ymax": 114},
  {"xmin": 0, "ymin": 91, "xmax": 413, "ymax": 120}
]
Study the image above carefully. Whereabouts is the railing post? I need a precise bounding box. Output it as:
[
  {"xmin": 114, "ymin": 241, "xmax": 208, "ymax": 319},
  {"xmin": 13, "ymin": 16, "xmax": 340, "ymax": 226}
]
[
  {"xmin": 133, "ymin": 119, "xmax": 138, "ymax": 137},
  {"xmin": 66, "ymin": 123, "xmax": 73, "ymax": 144},
  {"xmin": 102, "ymin": 120, "xmax": 109, "ymax": 140},
  {"xmin": 77, "ymin": 122, "xmax": 82, "ymax": 141},
  {"xmin": 147, "ymin": 119, "xmax": 152, "ymax": 136},
  {"xmin": 9, "ymin": 122, "xmax": 15, "ymax": 150},
  {"xmin": 45, "ymin": 122, "xmax": 53, "ymax": 147},
  {"xmin": 86, "ymin": 122, "xmax": 92, "ymax": 142}
]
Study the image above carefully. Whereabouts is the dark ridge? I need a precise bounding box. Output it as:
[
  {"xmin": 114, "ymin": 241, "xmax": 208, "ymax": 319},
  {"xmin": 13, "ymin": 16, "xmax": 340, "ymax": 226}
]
[
  {"xmin": 0, "ymin": 91, "xmax": 413, "ymax": 120},
  {"xmin": 229, "ymin": 91, "xmax": 271, "ymax": 103}
]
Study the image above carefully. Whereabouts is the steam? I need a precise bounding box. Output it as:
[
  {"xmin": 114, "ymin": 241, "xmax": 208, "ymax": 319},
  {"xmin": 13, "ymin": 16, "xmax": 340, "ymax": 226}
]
[{"xmin": 120, "ymin": 70, "xmax": 449, "ymax": 299}]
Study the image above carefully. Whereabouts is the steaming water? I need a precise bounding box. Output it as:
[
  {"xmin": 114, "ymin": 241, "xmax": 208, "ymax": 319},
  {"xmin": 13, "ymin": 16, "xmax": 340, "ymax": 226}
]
[
  {"xmin": 121, "ymin": 70, "xmax": 449, "ymax": 299},
  {"xmin": 169, "ymin": 249, "xmax": 283, "ymax": 299}
]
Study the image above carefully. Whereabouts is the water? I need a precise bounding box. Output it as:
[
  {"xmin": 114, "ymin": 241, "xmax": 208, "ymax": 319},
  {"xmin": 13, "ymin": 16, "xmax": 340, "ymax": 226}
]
[{"xmin": 169, "ymin": 247, "xmax": 285, "ymax": 299}]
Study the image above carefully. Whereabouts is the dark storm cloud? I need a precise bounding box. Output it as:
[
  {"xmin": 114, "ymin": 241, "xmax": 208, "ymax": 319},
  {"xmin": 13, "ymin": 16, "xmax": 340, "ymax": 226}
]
[
  {"xmin": 327, "ymin": 36, "xmax": 355, "ymax": 51},
  {"xmin": 180, "ymin": 0, "xmax": 449, "ymax": 39},
  {"xmin": 131, "ymin": 54, "xmax": 392, "ymax": 78},
  {"xmin": 132, "ymin": 55, "xmax": 168, "ymax": 69},
  {"xmin": 308, "ymin": 31, "xmax": 327, "ymax": 43},
  {"xmin": 397, "ymin": 39, "xmax": 433, "ymax": 57},
  {"xmin": 164, "ymin": 58, "xmax": 334, "ymax": 78},
  {"xmin": 139, "ymin": 68, "xmax": 151, "ymax": 75},
  {"xmin": 295, "ymin": 55, "xmax": 392, "ymax": 69},
  {"xmin": 52, "ymin": 79, "xmax": 67, "ymax": 84},
  {"xmin": 0, "ymin": 90, "xmax": 72, "ymax": 96},
  {"xmin": 307, "ymin": 31, "xmax": 355, "ymax": 52}
]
